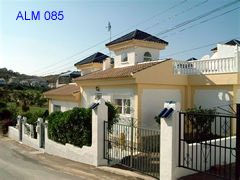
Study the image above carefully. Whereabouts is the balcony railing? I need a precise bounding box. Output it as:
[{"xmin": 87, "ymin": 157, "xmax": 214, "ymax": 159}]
[{"xmin": 173, "ymin": 57, "xmax": 237, "ymax": 75}]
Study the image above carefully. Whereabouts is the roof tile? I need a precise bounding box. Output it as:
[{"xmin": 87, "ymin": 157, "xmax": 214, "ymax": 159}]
[
  {"xmin": 74, "ymin": 61, "xmax": 166, "ymax": 81},
  {"xmin": 44, "ymin": 84, "xmax": 79, "ymax": 96}
]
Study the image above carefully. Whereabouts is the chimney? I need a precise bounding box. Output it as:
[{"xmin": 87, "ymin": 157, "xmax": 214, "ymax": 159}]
[{"xmin": 103, "ymin": 57, "xmax": 112, "ymax": 70}]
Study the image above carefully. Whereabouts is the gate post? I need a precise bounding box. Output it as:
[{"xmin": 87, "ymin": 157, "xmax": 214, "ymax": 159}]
[
  {"xmin": 38, "ymin": 118, "xmax": 44, "ymax": 148},
  {"xmin": 236, "ymin": 104, "xmax": 240, "ymax": 180},
  {"xmin": 18, "ymin": 115, "xmax": 22, "ymax": 142},
  {"xmin": 160, "ymin": 101, "xmax": 180, "ymax": 180},
  {"xmin": 91, "ymin": 98, "xmax": 108, "ymax": 166}
]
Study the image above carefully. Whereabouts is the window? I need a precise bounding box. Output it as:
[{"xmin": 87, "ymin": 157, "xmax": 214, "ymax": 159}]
[
  {"xmin": 121, "ymin": 52, "xmax": 128, "ymax": 62},
  {"xmin": 144, "ymin": 52, "xmax": 152, "ymax": 62},
  {"xmin": 115, "ymin": 99, "xmax": 131, "ymax": 115},
  {"xmin": 53, "ymin": 105, "xmax": 61, "ymax": 112}
]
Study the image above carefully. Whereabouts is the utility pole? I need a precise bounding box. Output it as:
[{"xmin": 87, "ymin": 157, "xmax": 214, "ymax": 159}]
[{"xmin": 106, "ymin": 22, "xmax": 112, "ymax": 58}]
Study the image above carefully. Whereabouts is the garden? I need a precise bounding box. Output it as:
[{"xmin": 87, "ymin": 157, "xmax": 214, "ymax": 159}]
[{"xmin": 0, "ymin": 86, "xmax": 48, "ymax": 135}]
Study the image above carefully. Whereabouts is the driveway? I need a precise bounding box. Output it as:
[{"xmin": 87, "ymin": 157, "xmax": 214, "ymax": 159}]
[{"xmin": 0, "ymin": 136, "xmax": 149, "ymax": 180}]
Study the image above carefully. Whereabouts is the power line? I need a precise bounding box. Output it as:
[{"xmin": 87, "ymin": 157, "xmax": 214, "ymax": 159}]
[
  {"xmin": 37, "ymin": 0, "xmax": 211, "ymax": 76},
  {"xmin": 30, "ymin": 0, "xmax": 187, "ymax": 75},
  {"xmin": 39, "ymin": 1, "xmax": 238, "ymax": 76},
  {"xmin": 144, "ymin": 0, "xmax": 209, "ymax": 31},
  {"xmin": 155, "ymin": 0, "xmax": 239, "ymax": 36},
  {"xmin": 161, "ymin": 36, "xmax": 240, "ymax": 59}
]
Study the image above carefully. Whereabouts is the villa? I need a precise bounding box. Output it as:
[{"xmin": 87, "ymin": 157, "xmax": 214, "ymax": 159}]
[{"xmin": 44, "ymin": 30, "xmax": 240, "ymax": 130}]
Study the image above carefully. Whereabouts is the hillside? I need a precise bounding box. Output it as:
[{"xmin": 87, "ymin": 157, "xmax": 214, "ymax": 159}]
[{"xmin": 0, "ymin": 68, "xmax": 59, "ymax": 83}]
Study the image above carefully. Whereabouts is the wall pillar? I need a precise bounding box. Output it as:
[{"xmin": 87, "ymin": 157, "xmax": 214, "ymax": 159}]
[
  {"xmin": 38, "ymin": 118, "xmax": 44, "ymax": 148},
  {"xmin": 92, "ymin": 98, "xmax": 108, "ymax": 166},
  {"xmin": 160, "ymin": 101, "xmax": 181, "ymax": 180}
]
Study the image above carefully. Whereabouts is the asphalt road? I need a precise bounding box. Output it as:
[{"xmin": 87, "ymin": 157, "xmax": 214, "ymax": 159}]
[
  {"xmin": 0, "ymin": 137, "xmax": 84, "ymax": 180},
  {"xmin": 0, "ymin": 136, "xmax": 145, "ymax": 180}
]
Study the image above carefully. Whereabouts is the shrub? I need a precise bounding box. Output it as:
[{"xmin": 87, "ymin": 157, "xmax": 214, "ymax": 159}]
[
  {"xmin": 22, "ymin": 103, "xmax": 30, "ymax": 112},
  {"xmin": 105, "ymin": 101, "xmax": 119, "ymax": 132},
  {"xmin": 0, "ymin": 108, "xmax": 12, "ymax": 121},
  {"xmin": 21, "ymin": 110, "xmax": 48, "ymax": 125},
  {"xmin": 0, "ymin": 100, "xmax": 6, "ymax": 108},
  {"xmin": 1, "ymin": 120, "xmax": 14, "ymax": 134},
  {"xmin": 186, "ymin": 106, "xmax": 216, "ymax": 140},
  {"xmin": 47, "ymin": 108, "xmax": 92, "ymax": 147}
]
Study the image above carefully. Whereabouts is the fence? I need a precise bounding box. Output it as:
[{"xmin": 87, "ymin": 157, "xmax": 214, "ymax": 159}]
[
  {"xmin": 104, "ymin": 120, "xmax": 160, "ymax": 178},
  {"xmin": 173, "ymin": 57, "xmax": 237, "ymax": 75},
  {"xmin": 178, "ymin": 112, "xmax": 238, "ymax": 179}
]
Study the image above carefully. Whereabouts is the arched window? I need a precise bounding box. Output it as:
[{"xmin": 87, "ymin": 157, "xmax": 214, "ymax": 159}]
[
  {"xmin": 121, "ymin": 52, "xmax": 128, "ymax": 62},
  {"xmin": 144, "ymin": 52, "xmax": 152, "ymax": 61}
]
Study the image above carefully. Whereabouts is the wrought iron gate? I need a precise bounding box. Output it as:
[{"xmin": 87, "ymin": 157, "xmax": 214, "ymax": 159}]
[
  {"xmin": 104, "ymin": 121, "xmax": 160, "ymax": 178},
  {"xmin": 178, "ymin": 110, "xmax": 239, "ymax": 180}
]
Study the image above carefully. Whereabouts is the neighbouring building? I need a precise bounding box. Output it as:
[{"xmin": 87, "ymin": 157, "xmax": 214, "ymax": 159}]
[
  {"xmin": 44, "ymin": 29, "xmax": 240, "ymax": 131},
  {"xmin": 0, "ymin": 78, "xmax": 6, "ymax": 85},
  {"xmin": 20, "ymin": 80, "xmax": 30, "ymax": 87},
  {"xmin": 56, "ymin": 71, "xmax": 81, "ymax": 88},
  {"xmin": 8, "ymin": 77, "xmax": 20, "ymax": 85}
]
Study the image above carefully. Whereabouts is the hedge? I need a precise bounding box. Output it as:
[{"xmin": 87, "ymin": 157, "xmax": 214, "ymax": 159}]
[
  {"xmin": 47, "ymin": 108, "xmax": 92, "ymax": 147},
  {"xmin": 47, "ymin": 102, "xmax": 119, "ymax": 148}
]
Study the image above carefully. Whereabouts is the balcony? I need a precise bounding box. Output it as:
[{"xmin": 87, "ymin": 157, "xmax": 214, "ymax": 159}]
[{"xmin": 173, "ymin": 57, "xmax": 237, "ymax": 75}]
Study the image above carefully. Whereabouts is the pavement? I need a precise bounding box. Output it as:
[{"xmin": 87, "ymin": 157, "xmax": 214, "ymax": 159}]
[{"xmin": 0, "ymin": 136, "xmax": 155, "ymax": 180}]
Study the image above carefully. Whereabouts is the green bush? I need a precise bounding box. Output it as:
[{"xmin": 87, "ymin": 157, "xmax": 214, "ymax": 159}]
[
  {"xmin": 47, "ymin": 108, "xmax": 92, "ymax": 147},
  {"xmin": 0, "ymin": 100, "xmax": 7, "ymax": 108},
  {"xmin": 21, "ymin": 109, "xmax": 49, "ymax": 125},
  {"xmin": 1, "ymin": 120, "xmax": 14, "ymax": 134},
  {"xmin": 186, "ymin": 106, "xmax": 216, "ymax": 139},
  {"xmin": 105, "ymin": 101, "xmax": 119, "ymax": 132},
  {"xmin": 0, "ymin": 108, "xmax": 12, "ymax": 121}
]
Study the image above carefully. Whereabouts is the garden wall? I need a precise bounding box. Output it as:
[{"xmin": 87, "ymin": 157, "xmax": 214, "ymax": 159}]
[
  {"xmin": 22, "ymin": 123, "xmax": 39, "ymax": 150},
  {"xmin": 8, "ymin": 126, "xmax": 19, "ymax": 141},
  {"xmin": 45, "ymin": 130, "xmax": 96, "ymax": 165},
  {"xmin": 180, "ymin": 136, "xmax": 236, "ymax": 171}
]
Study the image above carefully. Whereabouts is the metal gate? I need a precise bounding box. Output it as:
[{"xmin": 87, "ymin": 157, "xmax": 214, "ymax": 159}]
[
  {"xmin": 104, "ymin": 120, "xmax": 160, "ymax": 178},
  {"xmin": 40, "ymin": 122, "xmax": 45, "ymax": 148},
  {"xmin": 178, "ymin": 110, "xmax": 240, "ymax": 180}
]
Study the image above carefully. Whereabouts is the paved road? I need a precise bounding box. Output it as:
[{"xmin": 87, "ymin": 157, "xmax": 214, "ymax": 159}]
[
  {"xmin": 0, "ymin": 137, "xmax": 84, "ymax": 180},
  {"xmin": 0, "ymin": 136, "xmax": 146, "ymax": 180}
]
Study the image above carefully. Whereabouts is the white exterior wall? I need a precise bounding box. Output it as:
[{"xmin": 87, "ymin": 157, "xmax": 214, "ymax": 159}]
[
  {"xmin": 81, "ymin": 67, "xmax": 102, "ymax": 76},
  {"xmin": 82, "ymin": 87, "xmax": 135, "ymax": 116},
  {"xmin": 211, "ymin": 44, "xmax": 239, "ymax": 59},
  {"xmin": 113, "ymin": 46, "xmax": 160, "ymax": 68},
  {"xmin": 50, "ymin": 100, "xmax": 79, "ymax": 113},
  {"xmin": 114, "ymin": 48, "xmax": 135, "ymax": 68},
  {"xmin": 194, "ymin": 89, "xmax": 231, "ymax": 111},
  {"xmin": 142, "ymin": 89, "xmax": 181, "ymax": 129},
  {"xmin": 135, "ymin": 46, "xmax": 160, "ymax": 63}
]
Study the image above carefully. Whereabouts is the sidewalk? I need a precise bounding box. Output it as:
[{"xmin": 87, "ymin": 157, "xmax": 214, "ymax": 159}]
[{"xmin": 0, "ymin": 136, "xmax": 155, "ymax": 180}]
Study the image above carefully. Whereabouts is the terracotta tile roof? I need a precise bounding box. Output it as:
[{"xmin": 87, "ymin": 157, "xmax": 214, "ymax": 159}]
[
  {"xmin": 74, "ymin": 61, "xmax": 166, "ymax": 81},
  {"xmin": 44, "ymin": 84, "xmax": 79, "ymax": 96}
]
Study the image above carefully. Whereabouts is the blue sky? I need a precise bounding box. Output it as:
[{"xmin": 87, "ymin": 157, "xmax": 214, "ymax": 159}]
[{"xmin": 0, "ymin": 0, "xmax": 239, "ymax": 76}]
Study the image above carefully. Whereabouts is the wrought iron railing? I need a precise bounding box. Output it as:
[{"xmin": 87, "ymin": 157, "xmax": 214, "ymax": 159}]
[
  {"xmin": 104, "ymin": 121, "xmax": 160, "ymax": 178},
  {"xmin": 179, "ymin": 112, "xmax": 238, "ymax": 179}
]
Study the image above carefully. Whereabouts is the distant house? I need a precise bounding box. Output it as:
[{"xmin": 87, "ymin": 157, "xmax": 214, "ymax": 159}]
[
  {"xmin": 0, "ymin": 78, "xmax": 6, "ymax": 85},
  {"xmin": 8, "ymin": 77, "xmax": 20, "ymax": 85},
  {"xmin": 29, "ymin": 78, "xmax": 48, "ymax": 88},
  {"xmin": 48, "ymin": 83, "xmax": 56, "ymax": 89},
  {"xmin": 20, "ymin": 80, "xmax": 30, "ymax": 87},
  {"xmin": 30, "ymin": 81, "xmax": 41, "ymax": 87},
  {"xmin": 56, "ymin": 71, "xmax": 81, "ymax": 88}
]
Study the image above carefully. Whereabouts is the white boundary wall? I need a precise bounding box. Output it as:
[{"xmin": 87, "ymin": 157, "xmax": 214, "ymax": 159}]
[
  {"xmin": 180, "ymin": 136, "xmax": 236, "ymax": 171},
  {"xmin": 8, "ymin": 126, "xmax": 19, "ymax": 141},
  {"xmin": 45, "ymin": 99, "xmax": 108, "ymax": 166},
  {"xmin": 22, "ymin": 123, "xmax": 40, "ymax": 150}
]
